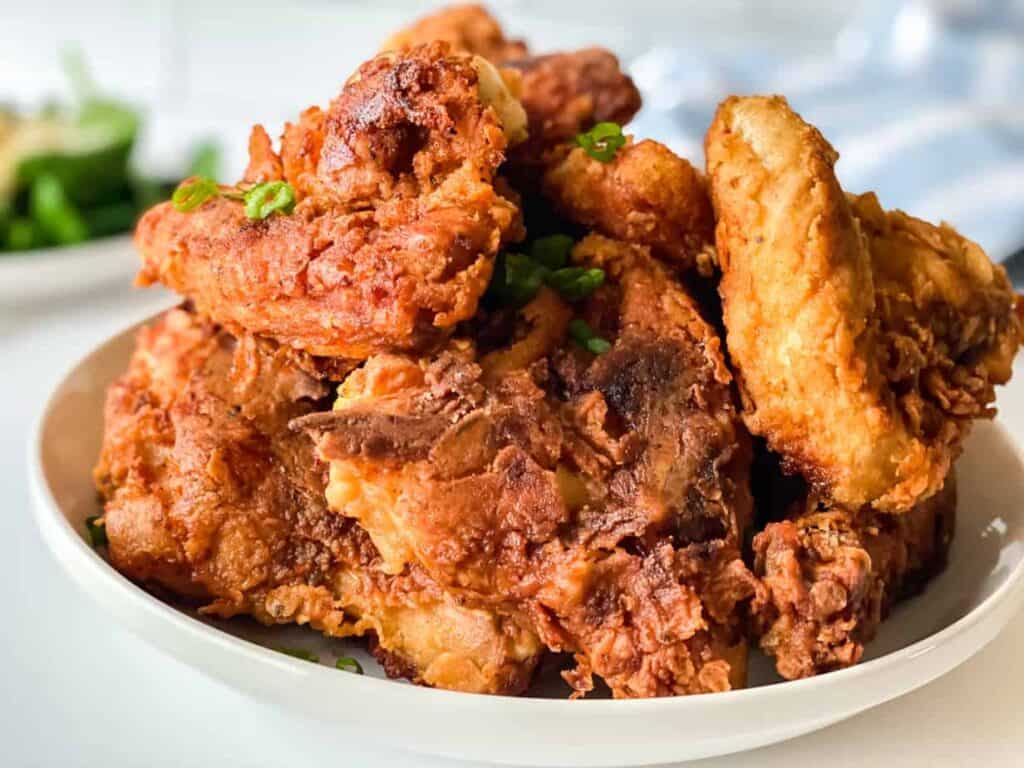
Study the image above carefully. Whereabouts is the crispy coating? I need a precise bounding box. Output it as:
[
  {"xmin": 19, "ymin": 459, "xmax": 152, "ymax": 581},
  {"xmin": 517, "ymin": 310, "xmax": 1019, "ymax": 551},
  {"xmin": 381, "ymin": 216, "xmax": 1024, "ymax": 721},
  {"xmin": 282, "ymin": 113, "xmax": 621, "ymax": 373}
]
[
  {"xmin": 751, "ymin": 475, "xmax": 956, "ymax": 679},
  {"xmin": 706, "ymin": 95, "xmax": 1020, "ymax": 512},
  {"xmin": 383, "ymin": 5, "xmax": 640, "ymax": 162},
  {"xmin": 136, "ymin": 43, "xmax": 524, "ymax": 359},
  {"xmin": 503, "ymin": 48, "xmax": 642, "ymax": 164},
  {"xmin": 94, "ymin": 308, "xmax": 541, "ymax": 694},
  {"xmin": 298, "ymin": 235, "xmax": 759, "ymax": 697},
  {"xmin": 382, "ymin": 3, "xmax": 528, "ymax": 61},
  {"xmin": 543, "ymin": 139, "xmax": 715, "ymax": 270}
]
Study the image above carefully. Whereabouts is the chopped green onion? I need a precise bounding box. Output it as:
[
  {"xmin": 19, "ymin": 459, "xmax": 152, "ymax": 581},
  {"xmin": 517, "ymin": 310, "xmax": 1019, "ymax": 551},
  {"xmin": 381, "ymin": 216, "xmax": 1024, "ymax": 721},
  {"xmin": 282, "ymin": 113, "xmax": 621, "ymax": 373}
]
[
  {"xmin": 277, "ymin": 647, "xmax": 319, "ymax": 663},
  {"xmin": 243, "ymin": 181, "xmax": 296, "ymax": 220},
  {"xmin": 492, "ymin": 251, "xmax": 549, "ymax": 306},
  {"xmin": 530, "ymin": 234, "xmax": 574, "ymax": 270},
  {"xmin": 84, "ymin": 515, "xmax": 108, "ymax": 548},
  {"xmin": 575, "ymin": 122, "xmax": 626, "ymax": 163},
  {"xmin": 546, "ymin": 267, "xmax": 605, "ymax": 302},
  {"xmin": 172, "ymin": 176, "xmax": 220, "ymax": 212},
  {"xmin": 569, "ymin": 318, "xmax": 612, "ymax": 355},
  {"xmin": 335, "ymin": 656, "xmax": 364, "ymax": 674}
]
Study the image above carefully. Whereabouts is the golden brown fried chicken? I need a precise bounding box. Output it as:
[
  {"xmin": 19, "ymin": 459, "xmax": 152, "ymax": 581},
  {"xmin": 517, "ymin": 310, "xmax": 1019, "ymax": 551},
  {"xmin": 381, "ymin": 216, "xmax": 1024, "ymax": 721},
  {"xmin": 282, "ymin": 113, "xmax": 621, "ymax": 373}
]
[
  {"xmin": 383, "ymin": 4, "xmax": 641, "ymax": 162},
  {"xmin": 297, "ymin": 235, "xmax": 760, "ymax": 698},
  {"xmin": 543, "ymin": 139, "xmax": 715, "ymax": 271},
  {"xmin": 94, "ymin": 308, "xmax": 541, "ymax": 694},
  {"xmin": 706, "ymin": 95, "xmax": 1020, "ymax": 513},
  {"xmin": 502, "ymin": 49, "xmax": 642, "ymax": 163},
  {"xmin": 381, "ymin": 3, "xmax": 528, "ymax": 62},
  {"xmin": 751, "ymin": 474, "xmax": 956, "ymax": 680},
  {"xmin": 136, "ymin": 43, "xmax": 526, "ymax": 360}
]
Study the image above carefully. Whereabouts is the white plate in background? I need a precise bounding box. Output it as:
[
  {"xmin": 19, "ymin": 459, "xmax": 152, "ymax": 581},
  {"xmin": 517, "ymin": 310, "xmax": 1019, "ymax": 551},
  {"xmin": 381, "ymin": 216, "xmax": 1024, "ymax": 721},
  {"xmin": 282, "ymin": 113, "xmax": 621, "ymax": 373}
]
[
  {"xmin": 1, "ymin": 234, "xmax": 136, "ymax": 305},
  {"xmin": 27, "ymin": 318, "xmax": 1024, "ymax": 767}
]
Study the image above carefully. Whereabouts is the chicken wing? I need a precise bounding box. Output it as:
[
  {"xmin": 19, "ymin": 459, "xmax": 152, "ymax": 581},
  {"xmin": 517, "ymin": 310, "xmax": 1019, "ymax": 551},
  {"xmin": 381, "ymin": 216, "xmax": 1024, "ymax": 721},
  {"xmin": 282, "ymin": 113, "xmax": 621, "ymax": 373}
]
[
  {"xmin": 94, "ymin": 308, "xmax": 541, "ymax": 694},
  {"xmin": 136, "ymin": 43, "xmax": 526, "ymax": 360},
  {"xmin": 297, "ymin": 235, "xmax": 760, "ymax": 697},
  {"xmin": 751, "ymin": 474, "xmax": 956, "ymax": 679},
  {"xmin": 706, "ymin": 95, "xmax": 1019, "ymax": 512}
]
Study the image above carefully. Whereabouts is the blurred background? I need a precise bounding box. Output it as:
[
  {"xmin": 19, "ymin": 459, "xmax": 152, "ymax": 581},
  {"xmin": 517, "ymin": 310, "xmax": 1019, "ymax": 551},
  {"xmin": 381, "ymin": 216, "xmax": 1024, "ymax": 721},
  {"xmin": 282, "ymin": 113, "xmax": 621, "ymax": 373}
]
[{"xmin": 2, "ymin": 0, "xmax": 1023, "ymax": 270}]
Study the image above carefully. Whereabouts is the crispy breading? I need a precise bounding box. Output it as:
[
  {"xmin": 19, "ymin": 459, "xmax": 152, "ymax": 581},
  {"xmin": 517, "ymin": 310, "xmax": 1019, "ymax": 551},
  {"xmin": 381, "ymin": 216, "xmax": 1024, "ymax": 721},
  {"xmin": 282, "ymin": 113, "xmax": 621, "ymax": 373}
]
[
  {"xmin": 94, "ymin": 308, "xmax": 542, "ymax": 694},
  {"xmin": 543, "ymin": 139, "xmax": 715, "ymax": 270},
  {"xmin": 381, "ymin": 3, "xmax": 528, "ymax": 61},
  {"xmin": 503, "ymin": 49, "xmax": 642, "ymax": 165},
  {"xmin": 751, "ymin": 474, "xmax": 956, "ymax": 679},
  {"xmin": 135, "ymin": 44, "xmax": 524, "ymax": 359},
  {"xmin": 706, "ymin": 95, "xmax": 1019, "ymax": 512},
  {"xmin": 297, "ymin": 236, "xmax": 759, "ymax": 697}
]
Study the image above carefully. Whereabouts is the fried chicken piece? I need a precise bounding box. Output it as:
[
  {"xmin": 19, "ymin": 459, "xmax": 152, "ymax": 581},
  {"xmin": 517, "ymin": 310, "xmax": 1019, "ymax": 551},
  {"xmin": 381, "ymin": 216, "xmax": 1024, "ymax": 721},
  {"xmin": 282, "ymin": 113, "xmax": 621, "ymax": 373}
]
[
  {"xmin": 94, "ymin": 308, "xmax": 541, "ymax": 694},
  {"xmin": 543, "ymin": 139, "xmax": 715, "ymax": 271},
  {"xmin": 751, "ymin": 474, "xmax": 956, "ymax": 679},
  {"xmin": 297, "ymin": 235, "xmax": 760, "ymax": 698},
  {"xmin": 383, "ymin": 5, "xmax": 641, "ymax": 162},
  {"xmin": 503, "ymin": 49, "xmax": 642, "ymax": 163},
  {"xmin": 135, "ymin": 44, "xmax": 526, "ymax": 360},
  {"xmin": 706, "ymin": 95, "xmax": 1020, "ymax": 512},
  {"xmin": 381, "ymin": 3, "xmax": 528, "ymax": 62}
]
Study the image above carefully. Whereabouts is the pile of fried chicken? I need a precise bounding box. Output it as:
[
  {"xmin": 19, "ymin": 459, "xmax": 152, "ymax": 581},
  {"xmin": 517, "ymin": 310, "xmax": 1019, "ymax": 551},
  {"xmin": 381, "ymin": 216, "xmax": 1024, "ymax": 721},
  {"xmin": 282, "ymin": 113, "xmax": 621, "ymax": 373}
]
[{"xmin": 93, "ymin": 5, "xmax": 1021, "ymax": 697}]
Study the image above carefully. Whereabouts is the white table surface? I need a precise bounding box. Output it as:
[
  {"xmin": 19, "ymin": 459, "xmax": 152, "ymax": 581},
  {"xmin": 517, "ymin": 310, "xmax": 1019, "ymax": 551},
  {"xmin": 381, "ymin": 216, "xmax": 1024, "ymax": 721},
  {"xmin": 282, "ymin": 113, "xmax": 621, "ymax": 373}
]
[{"xmin": 3, "ymin": 279, "xmax": 1023, "ymax": 768}]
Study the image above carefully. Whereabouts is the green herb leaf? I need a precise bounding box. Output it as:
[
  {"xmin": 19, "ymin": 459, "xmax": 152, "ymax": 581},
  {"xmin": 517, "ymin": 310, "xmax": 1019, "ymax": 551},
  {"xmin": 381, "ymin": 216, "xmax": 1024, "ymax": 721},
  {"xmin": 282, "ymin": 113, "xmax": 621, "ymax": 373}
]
[
  {"xmin": 335, "ymin": 656, "xmax": 364, "ymax": 674},
  {"xmin": 530, "ymin": 234, "xmax": 574, "ymax": 270},
  {"xmin": 545, "ymin": 266, "xmax": 605, "ymax": 302},
  {"xmin": 4, "ymin": 218, "xmax": 43, "ymax": 251},
  {"xmin": 277, "ymin": 647, "xmax": 319, "ymax": 663},
  {"xmin": 243, "ymin": 181, "xmax": 296, "ymax": 220},
  {"xmin": 569, "ymin": 318, "xmax": 612, "ymax": 355},
  {"xmin": 172, "ymin": 176, "xmax": 220, "ymax": 212},
  {"xmin": 575, "ymin": 122, "xmax": 626, "ymax": 163},
  {"xmin": 31, "ymin": 174, "xmax": 88, "ymax": 245},
  {"xmin": 85, "ymin": 515, "xmax": 108, "ymax": 548}
]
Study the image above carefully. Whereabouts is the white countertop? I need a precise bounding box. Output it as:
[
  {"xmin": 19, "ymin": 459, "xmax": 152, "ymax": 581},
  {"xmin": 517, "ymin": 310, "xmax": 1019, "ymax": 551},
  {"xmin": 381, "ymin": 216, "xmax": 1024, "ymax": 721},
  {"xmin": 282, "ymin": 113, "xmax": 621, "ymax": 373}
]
[{"xmin": 3, "ymin": 281, "xmax": 1022, "ymax": 768}]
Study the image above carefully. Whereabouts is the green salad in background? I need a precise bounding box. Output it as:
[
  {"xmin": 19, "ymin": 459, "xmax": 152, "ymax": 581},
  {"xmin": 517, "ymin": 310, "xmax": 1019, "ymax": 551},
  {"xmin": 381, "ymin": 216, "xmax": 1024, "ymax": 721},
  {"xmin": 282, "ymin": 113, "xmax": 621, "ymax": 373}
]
[{"xmin": 0, "ymin": 53, "xmax": 218, "ymax": 254}]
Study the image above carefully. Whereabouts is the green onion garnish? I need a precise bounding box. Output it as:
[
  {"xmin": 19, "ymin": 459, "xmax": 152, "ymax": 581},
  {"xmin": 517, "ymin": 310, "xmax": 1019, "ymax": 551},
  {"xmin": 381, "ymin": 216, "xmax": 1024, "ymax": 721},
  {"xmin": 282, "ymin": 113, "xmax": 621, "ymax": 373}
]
[
  {"xmin": 171, "ymin": 176, "xmax": 219, "ymax": 212},
  {"xmin": 335, "ymin": 656, "xmax": 364, "ymax": 674},
  {"xmin": 171, "ymin": 177, "xmax": 296, "ymax": 220},
  {"xmin": 530, "ymin": 234, "xmax": 574, "ymax": 270},
  {"xmin": 546, "ymin": 267, "xmax": 605, "ymax": 302},
  {"xmin": 492, "ymin": 251, "xmax": 549, "ymax": 306},
  {"xmin": 575, "ymin": 122, "xmax": 626, "ymax": 163},
  {"xmin": 569, "ymin": 318, "xmax": 612, "ymax": 355},
  {"xmin": 277, "ymin": 647, "xmax": 319, "ymax": 663},
  {"xmin": 243, "ymin": 181, "xmax": 296, "ymax": 220},
  {"xmin": 84, "ymin": 515, "xmax": 108, "ymax": 548}
]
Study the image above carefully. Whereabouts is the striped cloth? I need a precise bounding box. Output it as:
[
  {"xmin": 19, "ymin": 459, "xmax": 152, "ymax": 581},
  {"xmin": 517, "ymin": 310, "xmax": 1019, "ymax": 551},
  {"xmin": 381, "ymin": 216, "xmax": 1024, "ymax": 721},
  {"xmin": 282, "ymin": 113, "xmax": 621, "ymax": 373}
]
[{"xmin": 627, "ymin": 1, "xmax": 1024, "ymax": 262}]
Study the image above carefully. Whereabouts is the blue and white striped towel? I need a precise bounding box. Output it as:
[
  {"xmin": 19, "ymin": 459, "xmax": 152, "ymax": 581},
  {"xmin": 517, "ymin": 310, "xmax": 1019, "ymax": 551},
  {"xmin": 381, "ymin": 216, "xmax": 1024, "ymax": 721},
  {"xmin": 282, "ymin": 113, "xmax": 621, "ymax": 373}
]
[{"xmin": 628, "ymin": 1, "xmax": 1024, "ymax": 261}]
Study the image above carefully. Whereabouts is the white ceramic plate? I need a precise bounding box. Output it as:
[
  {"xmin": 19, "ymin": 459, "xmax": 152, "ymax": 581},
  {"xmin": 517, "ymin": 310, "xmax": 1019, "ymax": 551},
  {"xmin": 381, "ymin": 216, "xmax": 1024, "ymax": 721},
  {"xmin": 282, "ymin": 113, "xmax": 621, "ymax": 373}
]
[
  {"xmin": 29, "ymin": 319, "xmax": 1024, "ymax": 767},
  {"xmin": 0, "ymin": 234, "xmax": 136, "ymax": 305}
]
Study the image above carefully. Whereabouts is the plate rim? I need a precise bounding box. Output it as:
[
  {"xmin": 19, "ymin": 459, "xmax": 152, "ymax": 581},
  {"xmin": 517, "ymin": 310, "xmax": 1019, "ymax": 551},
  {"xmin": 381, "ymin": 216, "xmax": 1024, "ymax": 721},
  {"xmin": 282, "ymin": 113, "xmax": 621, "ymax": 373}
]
[{"xmin": 27, "ymin": 316, "xmax": 1024, "ymax": 716}]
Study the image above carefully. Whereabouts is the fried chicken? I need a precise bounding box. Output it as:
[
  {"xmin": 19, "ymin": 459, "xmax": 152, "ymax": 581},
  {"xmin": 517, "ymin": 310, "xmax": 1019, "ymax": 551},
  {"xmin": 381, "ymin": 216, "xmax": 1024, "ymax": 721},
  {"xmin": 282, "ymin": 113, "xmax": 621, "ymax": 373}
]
[
  {"xmin": 706, "ymin": 95, "xmax": 1020, "ymax": 513},
  {"xmin": 751, "ymin": 474, "xmax": 956, "ymax": 679},
  {"xmin": 381, "ymin": 3, "xmax": 528, "ymax": 62},
  {"xmin": 296, "ymin": 235, "xmax": 759, "ymax": 698},
  {"xmin": 94, "ymin": 308, "xmax": 542, "ymax": 694},
  {"xmin": 135, "ymin": 44, "xmax": 526, "ymax": 360},
  {"xmin": 383, "ymin": 4, "xmax": 641, "ymax": 161},
  {"xmin": 543, "ymin": 139, "xmax": 715, "ymax": 271}
]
